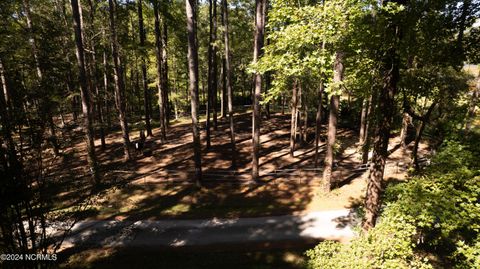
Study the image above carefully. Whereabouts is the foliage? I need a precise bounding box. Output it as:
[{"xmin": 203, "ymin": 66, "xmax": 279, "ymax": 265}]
[
  {"xmin": 306, "ymin": 212, "xmax": 432, "ymax": 269},
  {"xmin": 386, "ymin": 138, "xmax": 480, "ymax": 267},
  {"xmin": 307, "ymin": 134, "xmax": 480, "ymax": 268}
]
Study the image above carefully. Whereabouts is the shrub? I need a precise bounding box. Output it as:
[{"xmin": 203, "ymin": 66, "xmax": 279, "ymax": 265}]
[
  {"xmin": 307, "ymin": 138, "xmax": 480, "ymax": 268},
  {"xmin": 306, "ymin": 212, "xmax": 432, "ymax": 269}
]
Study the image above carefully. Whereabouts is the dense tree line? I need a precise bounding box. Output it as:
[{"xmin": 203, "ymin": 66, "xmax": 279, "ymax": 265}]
[{"xmin": 0, "ymin": 0, "xmax": 479, "ymax": 266}]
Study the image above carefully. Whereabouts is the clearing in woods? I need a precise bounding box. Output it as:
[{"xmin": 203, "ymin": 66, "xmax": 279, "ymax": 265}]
[{"xmin": 49, "ymin": 112, "xmax": 424, "ymax": 222}]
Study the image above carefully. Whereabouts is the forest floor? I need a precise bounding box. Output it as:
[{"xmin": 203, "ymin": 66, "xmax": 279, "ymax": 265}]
[
  {"xmin": 44, "ymin": 111, "xmax": 429, "ymax": 268},
  {"xmin": 48, "ymin": 112, "xmax": 426, "ymax": 221}
]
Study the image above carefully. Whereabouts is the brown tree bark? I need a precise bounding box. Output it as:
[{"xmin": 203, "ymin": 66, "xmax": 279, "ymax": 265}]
[
  {"xmin": 212, "ymin": 0, "xmax": 218, "ymax": 130},
  {"xmin": 264, "ymin": 72, "xmax": 272, "ymax": 119},
  {"xmin": 314, "ymin": 80, "xmax": 324, "ymax": 167},
  {"xmin": 161, "ymin": 5, "xmax": 169, "ymax": 129},
  {"xmin": 399, "ymin": 112, "xmax": 410, "ymax": 149},
  {"xmin": 186, "ymin": 0, "xmax": 202, "ymax": 186},
  {"xmin": 361, "ymin": 93, "xmax": 374, "ymax": 164},
  {"xmin": 102, "ymin": 28, "xmax": 112, "ymax": 130},
  {"xmin": 108, "ymin": 0, "xmax": 131, "ymax": 161},
  {"xmin": 290, "ymin": 79, "xmax": 299, "ymax": 157},
  {"xmin": 411, "ymin": 102, "xmax": 437, "ymax": 170},
  {"xmin": 71, "ymin": 0, "xmax": 100, "ymax": 183},
  {"xmin": 223, "ymin": 0, "xmax": 237, "ymax": 168},
  {"xmin": 23, "ymin": 0, "xmax": 43, "ymax": 81},
  {"xmin": 302, "ymin": 90, "xmax": 308, "ymax": 143},
  {"xmin": 363, "ymin": 0, "xmax": 405, "ymax": 231},
  {"xmin": 220, "ymin": 58, "xmax": 226, "ymax": 119},
  {"xmin": 23, "ymin": 0, "xmax": 55, "ymax": 156},
  {"xmin": 86, "ymin": 0, "xmax": 106, "ymax": 150},
  {"xmin": 137, "ymin": 0, "xmax": 153, "ymax": 136},
  {"xmin": 0, "ymin": 59, "xmax": 12, "ymax": 125},
  {"xmin": 154, "ymin": 0, "xmax": 167, "ymax": 142},
  {"xmin": 251, "ymin": 0, "xmax": 266, "ymax": 181},
  {"xmin": 456, "ymin": 0, "xmax": 471, "ymax": 61},
  {"xmin": 205, "ymin": 0, "xmax": 214, "ymax": 149},
  {"xmin": 322, "ymin": 52, "xmax": 344, "ymax": 192},
  {"xmin": 359, "ymin": 97, "xmax": 368, "ymax": 144}
]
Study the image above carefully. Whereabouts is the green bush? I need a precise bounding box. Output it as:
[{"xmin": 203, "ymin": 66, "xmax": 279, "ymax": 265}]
[
  {"xmin": 306, "ymin": 212, "xmax": 432, "ymax": 269},
  {"xmin": 307, "ymin": 137, "xmax": 480, "ymax": 268}
]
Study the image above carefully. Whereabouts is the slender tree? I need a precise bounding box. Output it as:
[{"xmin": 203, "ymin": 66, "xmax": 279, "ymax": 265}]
[
  {"xmin": 313, "ymin": 79, "xmax": 324, "ymax": 167},
  {"xmin": 212, "ymin": 0, "xmax": 218, "ymax": 130},
  {"xmin": 363, "ymin": 0, "xmax": 406, "ymax": 231},
  {"xmin": 223, "ymin": 0, "xmax": 236, "ymax": 168},
  {"xmin": 220, "ymin": 58, "xmax": 226, "ymax": 119},
  {"xmin": 290, "ymin": 79, "xmax": 299, "ymax": 157},
  {"xmin": 361, "ymin": 93, "xmax": 374, "ymax": 164},
  {"xmin": 399, "ymin": 112, "xmax": 410, "ymax": 149},
  {"xmin": 86, "ymin": 0, "xmax": 106, "ymax": 150},
  {"xmin": 108, "ymin": 0, "xmax": 131, "ymax": 161},
  {"xmin": 359, "ymin": 98, "xmax": 368, "ymax": 144},
  {"xmin": 71, "ymin": 0, "xmax": 100, "ymax": 183},
  {"xmin": 102, "ymin": 27, "xmax": 112, "ymax": 129},
  {"xmin": 322, "ymin": 51, "xmax": 344, "ymax": 192},
  {"xmin": 186, "ymin": 0, "xmax": 202, "ymax": 186},
  {"xmin": 161, "ymin": 1, "xmax": 169, "ymax": 129},
  {"xmin": 251, "ymin": 0, "xmax": 266, "ymax": 181},
  {"xmin": 154, "ymin": 0, "xmax": 167, "ymax": 141},
  {"xmin": 205, "ymin": 0, "xmax": 214, "ymax": 149},
  {"xmin": 138, "ymin": 0, "xmax": 153, "ymax": 136},
  {"xmin": 23, "ymin": 0, "xmax": 59, "ymax": 155},
  {"xmin": 23, "ymin": 0, "xmax": 43, "ymax": 82}
]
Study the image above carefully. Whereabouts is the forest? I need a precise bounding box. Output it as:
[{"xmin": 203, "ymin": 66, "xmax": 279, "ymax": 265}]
[{"xmin": 0, "ymin": 0, "xmax": 479, "ymax": 268}]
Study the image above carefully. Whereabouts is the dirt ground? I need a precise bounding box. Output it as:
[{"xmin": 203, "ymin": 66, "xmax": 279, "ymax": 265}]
[
  {"xmin": 43, "ymin": 111, "xmax": 432, "ymax": 269},
  {"xmin": 46, "ymin": 112, "xmax": 428, "ymax": 222}
]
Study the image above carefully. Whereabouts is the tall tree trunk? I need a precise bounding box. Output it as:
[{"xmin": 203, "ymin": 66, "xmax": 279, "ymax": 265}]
[
  {"xmin": 220, "ymin": 58, "xmax": 226, "ymax": 119},
  {"xmin": 0, "ymin": 57, "xmax": 17, "ymax": 165},
  {"xmin": 161, "ymin": 5, "xmax": 169, "ymax": 129},
  {"xmin": 361, "ymin": 93, "xmax": 374, "ymax": 164},
  {"xmin": 0, "ymin": 59, "xmax": 11, "ymax": 122},
  {"xmin": 290, "ymin": 79, "xmax": 299, "ymax": 157},
  {"xmin": 186, "ymin": 0, "xmax": 202, "ymax": 186},
  {"xmin": 86, "ymin": 0, "xmax": 106, "ymax": 150},
  {"xmin": 212, "ymin": 0, "xmax": 218, "ymax": 130},
  {"xmin": 314, "ymin": 80, "xmax": 324, "ymax": 167},
  {"xmin": 363, "ymin": 0, "xmax": 405, "ymax": 231},
  {"xmin": 23, "ymin": 0, "xmax": 52, "ymax": 156},
  {"xmin": 23, "ymin": 0, "xmax": 43, "ymax": 81},
  {"xmin": 102, "ymin": 29, "xmax": 112, "ymax": 130},
  {"xmin": 205, "ymin": 0, "xmax": 214, "ymax": 149},
  {"xmin": 456, "ymin": 0, "xmax": 471, "ymax": 61},
  {"xmin": 251, "ymin": 0, "xmax": 266, "ymax": 181},
  {"xmin": 108, "ymin": 0, "xmax": 131, "ymax": 161},
  {"xmin": 412, "ymin": 102, "xmax": 437, "ymax": 170},
  {"xmin": 71, "ymin": 0, "xmax": 100, "ymax": 184},
  {"xmin": 322, "ymin": 52, "xmax": 344, "ymax": 192},
  {"xmin": 359, "ymin": 97, "xmax": 368, "ymax": 144},
  {"xmin": 154, "ymin": 0, "xmax": 167, "ymax": 142},
  {"xmin": 223, "ymin": 0, "xmax": 236, "ymax": 168},
  {"xmin": 302, "ymin": 99, "xmax": 308, "ymax": 143},
  {"xmin": 138, "ymin": 0, "xmax": 153, "ymax": 136},
  {"xmin": 399, "ymin": 112, "xmax": 410, "ymax": 149},
  {"xmin": 265, "ymin": 72, "xmax": 271, "ymax": 119}
]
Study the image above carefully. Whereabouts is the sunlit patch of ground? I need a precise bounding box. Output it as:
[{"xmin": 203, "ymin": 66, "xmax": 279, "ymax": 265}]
[
  {"xmin": 43, "ymin": 111, "xmax": 433, "ymax": 268},
  {"xmin": 46, "ymin": 112, "xmax": 426, "ymax": 222}
]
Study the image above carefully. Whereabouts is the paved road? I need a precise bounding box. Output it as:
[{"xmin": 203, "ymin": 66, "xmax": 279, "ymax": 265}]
[{"xmin": 55, "ymin": 210, "xmax": 357, "ymax": 249}]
